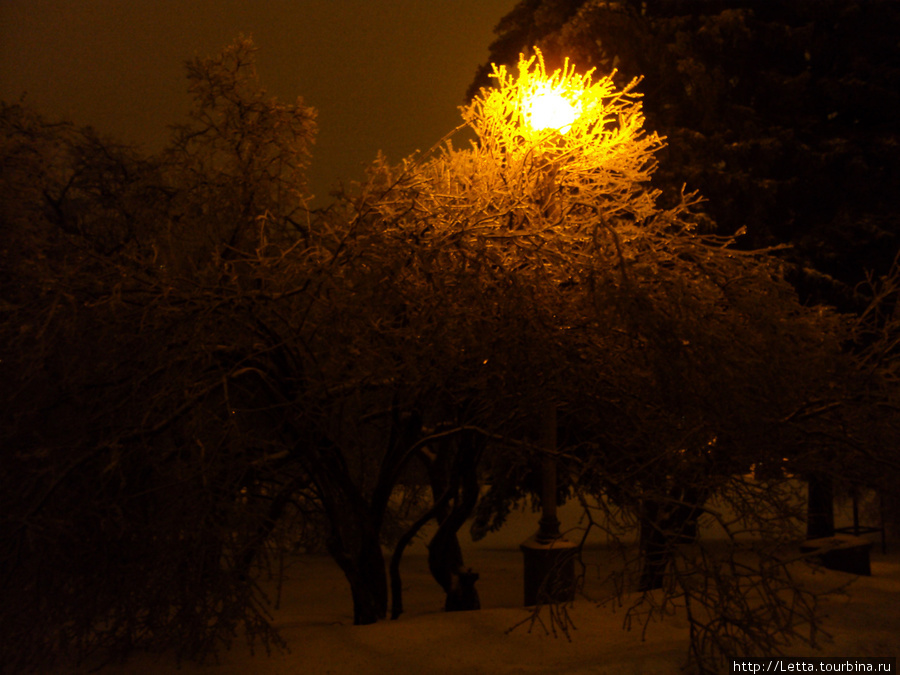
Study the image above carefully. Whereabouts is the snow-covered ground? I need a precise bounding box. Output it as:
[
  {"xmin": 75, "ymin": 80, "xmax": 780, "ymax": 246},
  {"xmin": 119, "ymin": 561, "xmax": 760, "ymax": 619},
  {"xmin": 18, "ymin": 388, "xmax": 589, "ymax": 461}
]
[{"xmin": 78, "ymin": 497, "xmax": 899, "ymax": 674}]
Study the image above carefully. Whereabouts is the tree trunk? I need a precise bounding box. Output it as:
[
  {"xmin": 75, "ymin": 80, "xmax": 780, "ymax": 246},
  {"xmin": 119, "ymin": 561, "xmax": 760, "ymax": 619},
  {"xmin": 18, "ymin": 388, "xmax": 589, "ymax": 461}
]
[
  {"xmin": 315, "ymin": 404, "xmax": 423, "ymax": 625},
  {"xmin": 328, "ymin": 521, "xmax": 388, "ymax": 625},
  {"xmin": 427, "ymin": 429, "xmax": 483, "ymax": 612},
  {"xmin": 638, "ymin": 487, "xmax": 705, "ymax": 592},
  {"xmin": 390, "ymin": 472, "xmax": 456, "ymax": 619},
  {"xmin": 806, "ymin": 472, "xmax": 835, "ymax": 539},
  {"xmin": 318, "ymin": 467, "xmax": 389, "ymax": 625},
  {"xmin": 639, "ymin": 499, "xmax": 668, "ymax": 592}
]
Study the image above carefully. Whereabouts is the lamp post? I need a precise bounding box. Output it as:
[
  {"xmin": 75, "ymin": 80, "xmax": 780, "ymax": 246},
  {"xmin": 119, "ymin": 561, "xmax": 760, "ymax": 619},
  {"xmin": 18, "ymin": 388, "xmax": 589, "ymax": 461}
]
[
  {"xmin": 461, "ymin": 48, "xmax": 662, "ymax": 606},
  {"xmin": 514, "ymin": 59, "xmax": 583, "ymax": 606}
]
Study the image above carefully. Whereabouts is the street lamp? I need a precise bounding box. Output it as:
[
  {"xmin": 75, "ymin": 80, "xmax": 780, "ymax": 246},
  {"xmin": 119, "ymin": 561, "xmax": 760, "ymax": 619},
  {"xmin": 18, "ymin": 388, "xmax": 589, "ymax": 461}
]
[
  {"xmin": 516, "ymin": 61, "xmax": 582, "ymax": 546},
  {"xmin": 459, "ymin": 48, "xmax": 662, "ymax": 606},
  {"xmin": 512, "ymin": 53, "xmax": 585, "ymax": 606},
  {"xmin": 520, "ymin": 80, "xmax": 582, "ymax": 135}
]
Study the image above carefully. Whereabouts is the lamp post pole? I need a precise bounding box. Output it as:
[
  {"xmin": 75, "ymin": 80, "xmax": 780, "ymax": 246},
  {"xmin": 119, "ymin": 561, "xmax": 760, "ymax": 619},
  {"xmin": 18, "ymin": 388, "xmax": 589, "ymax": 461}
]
[
  {"xmin": 517, "ymin": 81, "xmax": 579, "ymax": 606},
  {"xmin": 467, "ymin": 48, "xmax": 661, "ymax": 608},
  {"xmin": 520, "ymin": 395, "xmax": 576, "ymax": 607},
  {"xmin": 536, "ymin": 402, "xmax": 561, "ymax": 543}
]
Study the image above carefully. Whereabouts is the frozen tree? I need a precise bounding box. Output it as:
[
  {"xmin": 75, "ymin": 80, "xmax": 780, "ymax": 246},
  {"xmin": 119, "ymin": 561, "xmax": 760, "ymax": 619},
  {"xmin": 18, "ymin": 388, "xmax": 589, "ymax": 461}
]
[
  {"xmin": 0, "ymin": 38, "xmax": 320, "ymax": 668},
  {"xmin": 436, "ymin": 49, "xmax": 876, "ymax": 671}
]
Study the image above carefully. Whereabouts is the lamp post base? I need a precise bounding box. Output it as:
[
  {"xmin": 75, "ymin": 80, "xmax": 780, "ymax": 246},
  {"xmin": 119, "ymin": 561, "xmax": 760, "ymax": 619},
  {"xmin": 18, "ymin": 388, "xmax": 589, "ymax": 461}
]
[{"xmin": 520, "ymin": 533, "xmax": 577, "ymax": 606}]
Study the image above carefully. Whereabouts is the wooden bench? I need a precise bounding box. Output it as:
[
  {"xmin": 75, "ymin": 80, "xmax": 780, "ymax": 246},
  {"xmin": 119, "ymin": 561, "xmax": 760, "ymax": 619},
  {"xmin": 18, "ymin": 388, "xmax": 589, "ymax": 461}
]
[{"xmin": 800, "ymin": 534, "xmax": 873, "ymax": 576}]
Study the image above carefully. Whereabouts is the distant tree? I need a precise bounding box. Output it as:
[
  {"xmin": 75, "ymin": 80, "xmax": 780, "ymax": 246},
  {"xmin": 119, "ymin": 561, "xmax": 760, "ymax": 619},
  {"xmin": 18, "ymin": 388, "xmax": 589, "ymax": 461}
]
[{"xmin": 162, "ymin": 36, "xmax": 315, "ymax": 268}]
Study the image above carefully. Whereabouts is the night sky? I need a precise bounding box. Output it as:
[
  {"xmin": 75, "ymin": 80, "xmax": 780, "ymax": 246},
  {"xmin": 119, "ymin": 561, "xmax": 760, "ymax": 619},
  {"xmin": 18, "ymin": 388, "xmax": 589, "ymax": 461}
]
[{"xmin": 0, "ymin": 0, "xmax": 517, "ymax": 206}]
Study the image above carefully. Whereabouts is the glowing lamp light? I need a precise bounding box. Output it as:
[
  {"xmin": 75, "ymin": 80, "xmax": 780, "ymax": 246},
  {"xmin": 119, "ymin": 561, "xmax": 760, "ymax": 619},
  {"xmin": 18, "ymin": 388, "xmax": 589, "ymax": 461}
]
[{"xmin": 521, "ymin": 82, "xmax": 583, "ymax": 134}]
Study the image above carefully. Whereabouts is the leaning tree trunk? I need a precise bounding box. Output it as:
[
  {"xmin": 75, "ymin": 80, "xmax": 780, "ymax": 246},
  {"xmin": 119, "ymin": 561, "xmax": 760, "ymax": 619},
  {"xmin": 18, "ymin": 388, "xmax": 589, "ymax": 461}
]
[
  {"xmin": 389, "ymin": 472, "xmax": 455, "ymax": 619},
  {"xmin": 427, "ymin": 428, "xmax": 484, "ymax": 612}
]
